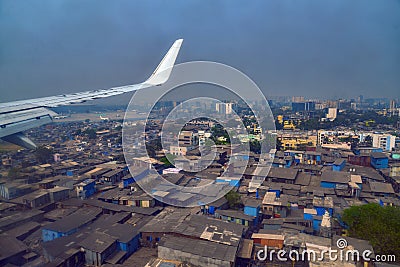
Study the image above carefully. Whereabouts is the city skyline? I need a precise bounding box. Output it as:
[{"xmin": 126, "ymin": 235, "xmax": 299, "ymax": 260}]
[
  {"xmin": 1, "ymin": 2, "xmax": 400, "ymax": 266},
  {"xmin": 1, "ymin": 0, "xmax": 399, "ymax": 103}
]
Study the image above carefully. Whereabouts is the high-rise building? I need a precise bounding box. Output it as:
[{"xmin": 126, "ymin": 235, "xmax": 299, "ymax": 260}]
[
  {"xmin": 326, "ymin": 100, "xmax": 338, "ymax": 108},
  {"xmin": 292, "ymin": 96, "xmax": 305, "ymax": 103},
  {"xmin": 326, "ymin": 108, "xmax": 337, "ymax": 121},
  {"xmin": 216, "ymin": 103, "xmax": 235, "ymax": 115},
  {"xmin": 372, "ymin": 133, "xmax": 397, "ymax": 151},
  {"xmin": 291, "ymin": 101, "xmax": 315, "ymax": 112},
  {"xmin": 390, "ymin": 99, "xmax": 396, "ymax": 112},
  {"xmin": 178, "ymin": 130, "xmax": 198, "ymax": 147}
]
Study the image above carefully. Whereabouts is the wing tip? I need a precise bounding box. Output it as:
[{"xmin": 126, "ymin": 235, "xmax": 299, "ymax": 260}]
[{"xmin": 144, "ymin": 38, "xmax": 184, "ymax": 86}]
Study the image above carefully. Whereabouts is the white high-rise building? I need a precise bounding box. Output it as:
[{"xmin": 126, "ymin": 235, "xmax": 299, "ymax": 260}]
[
  {"xmin": 372, "ymin": 133, "xmax": 397, "ymax": 151},
  {"xmin": 216, "ymin": 103, "xmax": 234, "ymax": 115},
  {"xmin": 326, "ymin": 108, "xmax": 337, "ymax": 121},
  {"xmin": 390, "ymin": 99, "xmax": 396, "ymax": 112}
]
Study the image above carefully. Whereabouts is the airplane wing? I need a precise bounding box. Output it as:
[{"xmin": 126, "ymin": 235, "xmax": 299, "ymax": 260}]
[{"xmin": 0, "ymin": 39, "xmax": 183, "ymax": 149}]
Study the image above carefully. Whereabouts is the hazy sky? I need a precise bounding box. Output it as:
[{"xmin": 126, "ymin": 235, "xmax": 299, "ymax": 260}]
[{"xmin": 0, "ymin": 0, "xmax": 399, "ymax": 104}]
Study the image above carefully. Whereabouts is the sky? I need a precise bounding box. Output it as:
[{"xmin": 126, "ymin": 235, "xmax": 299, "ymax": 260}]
[{"xmin": 0, "ymin": 0, "xmax": 399, "ymax": 104}]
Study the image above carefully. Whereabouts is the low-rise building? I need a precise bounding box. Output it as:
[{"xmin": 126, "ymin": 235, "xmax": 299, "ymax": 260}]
[
  {"xmin": 251, "ymin": 233, "xmax": 284, "ymax": 249},
  {"xmin": 0, "ymin": 182, "xmax": 34, "ymax": 200},
  {"xmin": 214, "ymin": 209, "xmax": 258, "ymax": 227},
  {"xmin": 243, "ymin": 198, "xmax": 261, "ymax": 217},
  {"xmin": 264, "ymin": 167, "xmax": 298, "ymax": 184},
  {"xmin": 158, "ymin": 235, "xmax": 237, "ymax": 267},
  {"xmin": 47, "ymin": 186, "xmax": 70, "ymax": 202},
  {"xmin": 42, "ymin": 207, "xmax": 102, "ymax": 242},
  {"xmin": 15, "ymin": 190, "xmax": 51, "ymax": 208},
  {"xmin": 332, "ymin": 158, "xmax": 346, "ymax": 171},
  {"xmin": 320, "ymin": 170, "xmax": 350, "ymax": 189},
  {"xmin": 370, "ymin": 152, "xmax": 389, "ymax": 169},
  {"xmin": 0, "ymin": 234, "xmax": 28, "ymax": 266},
  {"xmin": 81, "ymin": 231, "xmax": 117, "ymax": 266},
  {"xmin": 102, "ymin": 168, "xmax": 127, "ymax": 185},
  {"xmin": 364, "ymin": 181, "xmax": 395, "ymax": 197},
  {"xmin": 76, "ymin": 179, "xmax": 96, "ymax": 199}
]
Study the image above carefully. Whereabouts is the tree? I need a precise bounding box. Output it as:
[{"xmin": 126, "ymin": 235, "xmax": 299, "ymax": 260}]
[
  {"xmin": 342, "ymin": 203, "xmax": 400, "ymax": 259},
  {"xmin": 35, "ymin": 146, "xmax": 53, "ymax": 163},
  {"xmin": 160, "ymin": 154, "xmax": 176, "ymax": 167},
  {"xmin": 83, "ymin": 128, "xmax": 97, "ymax": 139},
  {"xmin": 211, "ymin": 124, "xmax": 230, "ymax": 144},
  {"xmin": 146, "ymin": 138, "xmax": 162, "ymax": 158},
  {"xmin": 249, "ymin": 140, "xmax": 261, "ymax": 154},
  {"xmin": 225, "ymin": 190, "xmax": 242, "ymax": 209}
]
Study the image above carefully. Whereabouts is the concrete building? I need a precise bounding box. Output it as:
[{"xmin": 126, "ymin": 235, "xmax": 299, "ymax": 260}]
[
  {"xmin": 42, "ymin": 207, "xmax": 102, "ymax": 242},
  {"xmin": 317, "ymin": 130, "xmax": 355, "ymax": 146},
  {"xmin": 320, "ymin": 171, "xmax": 350, "ymax": 189},
  {"xmin": 332, "ymin": 158, "xmax": 346, "ymax": 171},
  {"xmin": 365, "ymin": 181, "xmax": 395, "ymax": 197},
  {"xmin": 214, "ymin": 209, "xmax": 258, "ymax": 227},
  {"xmin": 1, "ymin": 155, "xmax": 12, "ymax": 166},
  {"xmin": 198, "ymin": 130, "xmax": 211, "ymax": 146},
  {"xmin": 81, "ymin": 231, "xmax": 117, "ymax": 266},
  {"xmin": 76, "ymin": 179, "xmax": 96, "ymax": 199},
  {"xmin": 16, "ymin": 190, "xmax": 51, "ymax": 208},
  {"xmin": 140, "ymin": 209, "xmax": 244, "ymax": 247},
  {"xmin": 102, "ymin": 168, "xmax": 127, "ymax": 185},
  {"xmin": 291, "ymin": 101, "xmax": 315, "ymax": 112},
  {"xmin": 264, "ymin": 167, "xmax": 298, "ymax": 184},
  {"xmin": 98, "ymin": 187, "xmax": 155, "ymax": 208},
  {"xmin": 243, "ymin": 198, "xmax": 261, "ymax": 217},
  {"xmin": 158, "ymin": 235, "xmax": 237, "ymax": 267},
  {"xmin": 326, "ymin": 108, "xmax": 337, "ymax": 121},
  {"xmin": 0, "ymin": 182, "xmax": 33, "ymax": 200},
  {"xmin": 200, "ymin": 197, "xmax": 228, "ymax": 215},
  {"xmin": 169, "ymin": 145, "xmax": 189, "ymax": 156},
  {"xmin": 251, "ymin": 233, "xmax": 284, "ymax": 249},
  {"xmin": 42, "ymin": 232, "xmax": 86, "ymax": 266},
  {"xmin": 216, "ymin": 102, "xmax": 235, "ymax": 115},
  {"xmin": 0, "ymin": 234, "xmax": 28, "ymax": 266},
  {"xmin": 292, "ymin": 96, "xmax": 305, "ymax": 103},
  {"xmin": 178, "ymin": 130, "xmax": 198, "ymax": 147},
  {"xmin": 47, "ymin": 186, "xmax": 70, "ymax": 202},
  {"xmin": 262, "ymin": 192, "xmax": 292, "ymax": 218},
  {"xmin": 277, "ymin": 132, "xmax": 317, "ymax": 151},
  {"xmin": 372, "ymin": 133, "xmax": 397, "ymax": 151},
  {"xmin": 370, "ymin": 152, "xmax": 389, "ymax": 169}
]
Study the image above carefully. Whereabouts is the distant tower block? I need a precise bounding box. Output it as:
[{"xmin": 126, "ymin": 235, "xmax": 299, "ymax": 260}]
[
  {"xmin": 292, "ymin": 96, "xmax": 305, "ymax": 103},
  {"xmin": 326, "ymin": 108, "xmax": 337, "ymax": 121},
  {"xmin": 320, "ymin": 210, "xmax": 332, "ymax": 238},
  {"xmin": 390, "ymin": 99, "xmax": 396, "ymax": 112}
]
